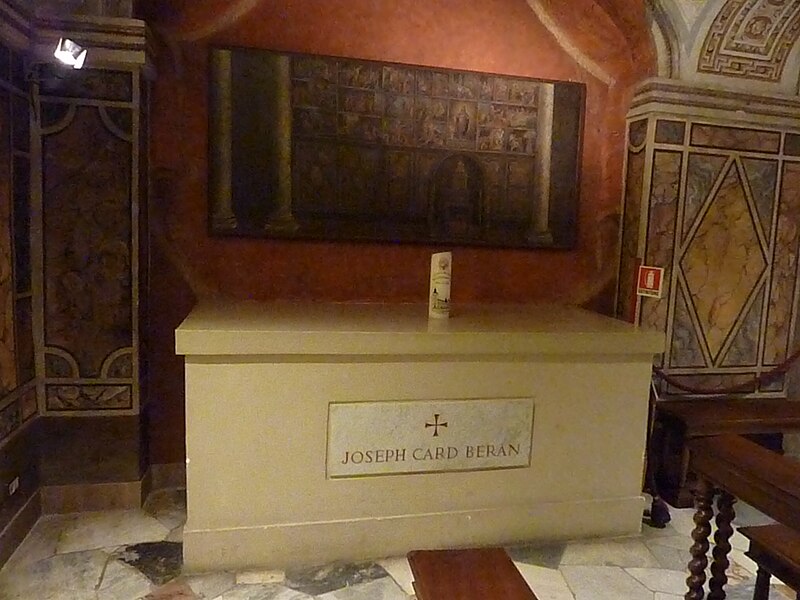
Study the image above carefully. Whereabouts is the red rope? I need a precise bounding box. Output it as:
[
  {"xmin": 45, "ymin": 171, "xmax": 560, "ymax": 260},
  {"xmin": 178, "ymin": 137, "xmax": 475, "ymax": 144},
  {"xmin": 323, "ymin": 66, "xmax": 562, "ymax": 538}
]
[{"xmin": 653, "ymin": 345, "xmax": 800, "ymax": 395}]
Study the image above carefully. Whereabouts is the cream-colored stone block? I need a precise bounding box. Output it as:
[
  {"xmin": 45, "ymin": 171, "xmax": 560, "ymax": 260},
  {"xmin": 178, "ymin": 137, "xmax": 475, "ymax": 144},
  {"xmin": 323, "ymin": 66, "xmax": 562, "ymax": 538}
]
[{"xmin": 177, "ymin": 302, "xmax": 663, "ymax": 571}]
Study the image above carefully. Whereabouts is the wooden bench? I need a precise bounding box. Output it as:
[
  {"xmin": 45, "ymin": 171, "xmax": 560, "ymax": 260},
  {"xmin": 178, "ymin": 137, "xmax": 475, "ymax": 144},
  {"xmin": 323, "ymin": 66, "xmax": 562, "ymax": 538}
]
[
  {"xmin": 739, "ymin": 524, "xmax": 800, "ymax": 600},
  {"xmin": 407, "ymin": 548, "xmax": 539, "ymax": 599},
  {"xmin": 653, "ymin": 398, "xmax": 800, "ymax": 507}
]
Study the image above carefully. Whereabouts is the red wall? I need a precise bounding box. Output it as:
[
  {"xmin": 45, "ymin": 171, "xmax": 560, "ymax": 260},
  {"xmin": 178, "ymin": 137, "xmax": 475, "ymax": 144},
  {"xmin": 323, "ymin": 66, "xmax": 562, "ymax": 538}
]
[{"xmin": 146, "ymin": 0, "xmax": 655, "ymax": 462}]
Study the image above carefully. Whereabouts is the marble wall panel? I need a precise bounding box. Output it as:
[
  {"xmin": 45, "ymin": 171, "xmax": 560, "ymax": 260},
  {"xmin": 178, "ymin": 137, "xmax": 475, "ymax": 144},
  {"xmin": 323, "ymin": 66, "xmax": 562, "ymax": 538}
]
[
  {"xmin": 616, "ymin": 127, "xmax": 646, "ymax": 322},
  {"xmin": 664, "ymin": 373, "xmax": 757, "ymax": 395},
  {"xmin": 0, "ymin": 388, "xmax": 36, "ymax": 446},
  {"xmin": 38, "ymin": 67, "xmax": 132, "ymax": 102},
  {"xmin": 43, "ymin": 105, "xmax": 133, "ymax": 378},
  {"xmin": 742, "ymin": 158, "xmax": 778, "ymax": 238},
  {"xmin": 683, "ymin": 154, "xmax": 727, "ymax": 244},
  {"xmin": 681, "ymin": 161, "xmax": 766, "ymax": 362},
  {"xmin": 0, "ymin": 91, "xmax": 16, "ymax": 396},
  {"xmin": 669, "ymin": 283, "xmax": 706, "ymax": 368},
  {"xmin": 640, "ymin": 151, "xmax": 680, "ymax": 335},
  {"xmin": 764, "ymin": 162, "xmax": 800, "ymax": 365},
  {"xmin": 690, "ymin": 124, "xmax": 780, "ymax": 154},
  {"xmin": 786, "ymin": 133, "xmax": 800, "ymax": 157},
  {"xmin": 45, "ymin": 385, "xmax": 132, "ymax": 411},
  {"xmin": 14, "ymin": 297, "xmax": 33, "ymax": 384},
  {"xmin": 654, "ymin": 120, "xmax": 685, "ymax": 145},
  {"xmin": 721, "ymin": 284, "xmax": 764, "ymax": 367}
]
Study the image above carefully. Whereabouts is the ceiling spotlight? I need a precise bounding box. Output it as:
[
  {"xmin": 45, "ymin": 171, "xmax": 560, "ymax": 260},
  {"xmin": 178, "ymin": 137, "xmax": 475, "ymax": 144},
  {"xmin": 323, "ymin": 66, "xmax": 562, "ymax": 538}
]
[{"xmin": 53, "ymin": 38, "xmax": 87, "ymax": 70}]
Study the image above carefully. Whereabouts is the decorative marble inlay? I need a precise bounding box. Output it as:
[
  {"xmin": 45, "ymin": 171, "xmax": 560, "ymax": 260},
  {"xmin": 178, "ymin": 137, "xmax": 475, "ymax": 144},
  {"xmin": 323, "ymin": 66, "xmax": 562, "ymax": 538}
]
[
  {"xmin": 764, "ymin": 161, "xmax": 800, "ymax": 364},
  {"xmin": 741, "ymin": 157, "xmax": 778, "ymax": 237},
  {"xmin": 20, "ymin": 386, "xmax": 37, "ymax": 420},
  {"xmin": 721, "ymin": 284, "xmax": 764, "ymax": 367},
  {"xmin": 45, "ymin": 384, "xmax": 132, "ymax": 410},
  {"xmin": 670, "ymin": 283, "xmax": 706, "ymax": 368},
  {"xmin": 14, "ymin": 296, "xmax": 34, "ymax": 385},
  {"xmin": 0, "ymin": 93, "xmax": 16, "ymax": 396},
  {"xmin": 683, "ymin": 154, "xmax": 728, "ymax": 245},
  {"xmin": 690, "ymin": 124, "xmax": 780, "ymax": 153},
  {"xmin": 681, "ymin": 161, "xmax": 767, "ymax": 361},
  {"xmin": 664, "ymin": 372, "xmax": 757, "ymax": 395},
  {"xmin": 641, "ymin": 152, "xmax": 681, "ymax": 335},
  {"xmin": 785, "ymin": 133, "xmax": 800, "ymax": 156},
  {"xmin": 617, "ymin": 147, "xmax": 645, "ymax": 321},
  {"xmin": 43, "ymin": 106, "xmax": 133, "ymax": 377},
  {"xmin": 629, "ymin": 119, "xmax": 648, "ymax": 147},
  {"xmin": 698, "ymin": 0, "xmax": 800, "ymax": 81},
  {"xmin": 655, "ymin": 120, "xmax": 686, "ymax": 145},
  {"xmin": 40, "ymin": 68, "xmax": 133, "ymax": 102},
  {"xmin": 0, "ymin": 398, "xmax": 21, "ymax": 442},
  {"xmin": 44, "ymin": 350, "xmax": 77, "ymax": 378}
]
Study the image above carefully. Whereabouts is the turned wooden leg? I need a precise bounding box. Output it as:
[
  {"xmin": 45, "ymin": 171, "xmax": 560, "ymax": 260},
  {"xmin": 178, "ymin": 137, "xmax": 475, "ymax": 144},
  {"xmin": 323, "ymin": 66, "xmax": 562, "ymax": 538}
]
[
  {"xmin": 708, "ymin": 491, "xmax": 736, "ymax": 600},
  {"xmin": 753, "ymin": 567, "xmax": 770, "ymax": 600},
  {"xmin": 686, "ymin": 478, "xmax": 714, "ymax": 600}
]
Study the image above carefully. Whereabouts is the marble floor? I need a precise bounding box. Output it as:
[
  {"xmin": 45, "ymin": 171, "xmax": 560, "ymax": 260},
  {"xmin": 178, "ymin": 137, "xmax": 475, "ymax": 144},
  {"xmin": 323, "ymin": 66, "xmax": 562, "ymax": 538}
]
[{"xmin": 0, "ymin": 490, "xmax": 794, "ymax": 600}]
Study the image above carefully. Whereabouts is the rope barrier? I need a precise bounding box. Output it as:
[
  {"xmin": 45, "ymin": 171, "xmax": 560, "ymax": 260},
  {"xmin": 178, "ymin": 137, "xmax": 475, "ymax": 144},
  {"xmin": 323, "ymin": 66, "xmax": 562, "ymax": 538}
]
[{"xmin": 653, "ymin": 346, "xmax": 800, "ymax": 396}]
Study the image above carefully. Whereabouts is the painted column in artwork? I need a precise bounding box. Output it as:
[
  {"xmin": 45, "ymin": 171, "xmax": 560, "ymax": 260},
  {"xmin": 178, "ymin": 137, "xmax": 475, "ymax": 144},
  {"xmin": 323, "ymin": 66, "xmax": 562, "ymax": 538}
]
[
  {"xmin": 209, "ymin": 49, "xmax": 237, "ymax": 231},
  {"xmin": 264, "ymin": 54, "xmax": 298, "ymax": 233},
  {"xmin": 528, "ymin": 82, "xmax": 554, "ymax": 244}
]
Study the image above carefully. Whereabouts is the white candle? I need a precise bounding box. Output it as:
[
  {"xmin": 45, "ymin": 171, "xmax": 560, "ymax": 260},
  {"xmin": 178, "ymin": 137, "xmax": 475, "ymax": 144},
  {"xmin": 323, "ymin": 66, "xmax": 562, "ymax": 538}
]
[{"xmin": 428, "ymin": 252, "xmax": 452, "ymax": 319}]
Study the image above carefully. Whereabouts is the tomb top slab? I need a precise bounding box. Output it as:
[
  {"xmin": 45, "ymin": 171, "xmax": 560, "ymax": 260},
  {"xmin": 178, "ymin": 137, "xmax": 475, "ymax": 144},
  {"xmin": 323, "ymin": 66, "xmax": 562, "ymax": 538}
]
[{"xmin": 175, "ymin": 301, "xmax": 664, "ymax": 358}]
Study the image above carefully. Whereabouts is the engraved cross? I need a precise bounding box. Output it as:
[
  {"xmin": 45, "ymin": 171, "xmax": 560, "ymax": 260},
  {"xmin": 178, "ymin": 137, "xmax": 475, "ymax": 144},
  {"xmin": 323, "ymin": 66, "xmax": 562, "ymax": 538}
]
[{"xmin": 425, "ymin": 413, "xmax": 448, "ymax": 437}]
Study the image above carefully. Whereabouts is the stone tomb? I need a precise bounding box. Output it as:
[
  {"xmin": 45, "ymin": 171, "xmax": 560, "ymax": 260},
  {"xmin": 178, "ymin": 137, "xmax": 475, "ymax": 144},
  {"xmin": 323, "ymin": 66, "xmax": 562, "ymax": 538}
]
[{"xmin": 176, "ymin": 301, "xmax": 663, "ymax": 571}]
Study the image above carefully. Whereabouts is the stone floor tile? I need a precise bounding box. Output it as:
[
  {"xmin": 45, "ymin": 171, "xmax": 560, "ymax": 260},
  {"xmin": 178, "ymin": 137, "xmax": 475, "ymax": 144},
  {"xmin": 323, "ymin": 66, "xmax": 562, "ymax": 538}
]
[
  {"xmin": 665, "ymin": 508, "xmax": 697, "ymax": 537},
  {"xmin": 730, "ymin": 530, "xmax": 750, "ymax": 552},
  {"xmin": 284, "ymin": 562, "xmax": 388, "ymax": 596},
  {"xmin": 0, "ymin": 549, "xmax": 108, "ymax": 600},
  {"xmin": 506, "ymin": 542, "xmax": 566, "ymax": 569},
  {"xmin": 559, "ymin": 538, "xmax": 660, "ymax": 568},
  {"xmin": 144, "ymin": 489, "xmax": 188, "ymax": 532},
  {"xmin": 560, "ymin": 565, "xmax": 654, "ymax": 600},
  {"xmin": 144, "ymin": 578, "xmax": 200, "ymax": 599},
  {"xmin": 57, "ymin": 510, "xmax": 170, "ymax": 554},
  {"xmin": 166, "ymin": 526, "xmax": 184, "ymax": 543},
  {"xmin": 185, "ymin": 570, "xmax": 237, "ymax": 598},
  {"xmin": 654, "ymin": 594, "xmax": 682, "ymax": 600},
  {"xmin": 376, "ymin": 556, "xmax": 415, "ymax": 595},
  {"xmin": 729, "ymin": 548, "xmax": 758, "ymax": 576},
  {"xmin": 216, "ymin": 584, "xmax": 312, "ymax": 599},
  {"xmin": 624, "ymin": 567, "xmax": 686, "ymax": 594},
  {"xmin": 1, "ymin": 514, "xmax": 71, "ymax": 572},
  {"xmin": 96, "ymin": 559, "xmax": 153, "ymax": 600},
  {"xmin": 115, "ymin": 540, "xmax": 183, "ymax": 584},
  {"xmin": 513, "ymin": 562, "xmax": 574, "ymax": 600},
  {"xmin": 644, "ymin": 540, "xmax": 690, "ymax": 572},
  {"xmin": 315, "ymin": 577, "xmax": 410, "ymax": 600},
  {"xmin": 236, "ymin": 569, "xmax": 285, "ymax": 585},
  {"xmin": 726, "ymin": 555, "xmax": 757, "ymax": 584}
]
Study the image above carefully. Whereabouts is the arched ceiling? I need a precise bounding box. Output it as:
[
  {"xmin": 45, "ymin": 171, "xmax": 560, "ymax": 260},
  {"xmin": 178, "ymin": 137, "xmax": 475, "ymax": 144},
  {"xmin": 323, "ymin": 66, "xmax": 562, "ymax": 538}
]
[
  {"xmin": 27, "ymin": 0, "xmax": 800, "ymax": 95},
  {"xmin": 651, "ymin": 0, "xmax": 800, "ymax": 94}
]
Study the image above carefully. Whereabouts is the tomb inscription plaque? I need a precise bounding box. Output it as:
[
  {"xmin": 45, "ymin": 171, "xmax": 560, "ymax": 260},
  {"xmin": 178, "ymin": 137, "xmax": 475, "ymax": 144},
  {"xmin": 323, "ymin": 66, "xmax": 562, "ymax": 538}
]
[{"xmin": 327, "ymin": 398, "xmax": 534, "ymax": 478}]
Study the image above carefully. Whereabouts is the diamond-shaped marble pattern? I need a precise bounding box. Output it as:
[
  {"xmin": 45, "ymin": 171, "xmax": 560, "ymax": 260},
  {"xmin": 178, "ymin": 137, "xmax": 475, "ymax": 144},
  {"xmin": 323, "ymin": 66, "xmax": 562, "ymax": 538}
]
[
  {"xmin": 681, "ymin": 161, "xmax": 767, "ymax": 363},
  {"xmin": 683, "ymin": 153, "xmax": 727, "ymax": 245}
]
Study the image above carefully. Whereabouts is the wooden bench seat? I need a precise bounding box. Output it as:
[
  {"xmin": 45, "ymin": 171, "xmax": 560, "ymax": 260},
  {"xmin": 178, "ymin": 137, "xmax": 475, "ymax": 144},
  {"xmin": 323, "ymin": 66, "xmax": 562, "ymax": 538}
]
[
  {"xmin": 407, "ymin": 548, "xmax": 539, "ymax": 600},
  {"xmin": 739, "ymin": 524, "xmax": 800, "ymax": 600}
]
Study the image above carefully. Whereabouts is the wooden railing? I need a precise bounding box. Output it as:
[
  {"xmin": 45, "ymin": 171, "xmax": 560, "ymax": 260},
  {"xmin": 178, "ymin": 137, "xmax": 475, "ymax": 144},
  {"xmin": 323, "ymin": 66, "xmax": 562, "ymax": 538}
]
[{"xmin": 686, "ymin": 434, "xmax": 800, "ymax": 599}]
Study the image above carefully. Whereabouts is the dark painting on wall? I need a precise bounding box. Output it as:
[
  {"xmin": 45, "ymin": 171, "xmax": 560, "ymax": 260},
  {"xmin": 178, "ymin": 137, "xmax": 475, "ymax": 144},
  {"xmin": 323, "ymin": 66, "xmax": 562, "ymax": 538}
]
[{"xmin": 208, "ymin": 47, "xmax": 584, "ymax": 249}]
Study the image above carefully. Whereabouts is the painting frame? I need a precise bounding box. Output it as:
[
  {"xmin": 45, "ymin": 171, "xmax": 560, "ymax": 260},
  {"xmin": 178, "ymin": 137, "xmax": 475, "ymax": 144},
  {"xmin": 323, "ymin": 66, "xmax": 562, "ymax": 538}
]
[{"xmin": 208, "ymin": 46, "xmax": 584, "ymax": 249}]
